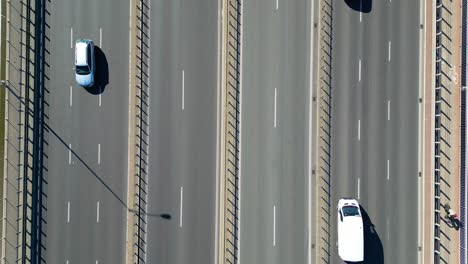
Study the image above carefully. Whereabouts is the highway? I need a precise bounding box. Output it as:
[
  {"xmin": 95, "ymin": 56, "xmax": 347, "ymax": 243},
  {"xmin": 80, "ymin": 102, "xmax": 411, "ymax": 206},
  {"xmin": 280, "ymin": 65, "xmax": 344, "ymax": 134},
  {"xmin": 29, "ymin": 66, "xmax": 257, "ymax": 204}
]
[
  {"xmin": 330, "ymin": 0, "xmax": 420, "ymax": 263},
  {"xmin": 239, "ymin": 0, "xmax": 313, "ymax": 263},
  {"xmin": 145, "ymin": 0, "xmax": 219, "ymax": 263},
  {"xmin": 44, "ymin": 0, "xmax": 129, "ymax": 263}
]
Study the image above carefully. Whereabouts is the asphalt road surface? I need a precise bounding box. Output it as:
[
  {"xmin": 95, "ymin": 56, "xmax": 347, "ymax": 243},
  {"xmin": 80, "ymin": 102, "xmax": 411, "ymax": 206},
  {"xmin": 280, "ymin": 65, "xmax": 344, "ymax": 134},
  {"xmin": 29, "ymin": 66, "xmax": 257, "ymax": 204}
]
[
  {"xmin": 330, "ymin": 0, "xmax": 420, "ymax": 263},
  {"xmin": 44, "ymin": 0, "xmax": 129, "ymax": 263},
  {"xmin": 145, "ymin": 0, "xmax": 219, "ymax": 263},
  {"xmin": 239, "ymin": 0, "xmax": 312, "ymax": 263}
]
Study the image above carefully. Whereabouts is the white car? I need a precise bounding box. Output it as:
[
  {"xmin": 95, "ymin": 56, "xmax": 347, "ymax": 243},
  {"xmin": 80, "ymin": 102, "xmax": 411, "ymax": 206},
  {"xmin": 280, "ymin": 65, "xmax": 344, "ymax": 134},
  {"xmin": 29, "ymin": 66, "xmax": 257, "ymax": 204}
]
[
  {"xmin": 337, "ymin": 198, "xmax": 364, "ymax": 262},
  {"xmin": 75, "ymin": 39, "xmax": 95, "ymax": 87}
]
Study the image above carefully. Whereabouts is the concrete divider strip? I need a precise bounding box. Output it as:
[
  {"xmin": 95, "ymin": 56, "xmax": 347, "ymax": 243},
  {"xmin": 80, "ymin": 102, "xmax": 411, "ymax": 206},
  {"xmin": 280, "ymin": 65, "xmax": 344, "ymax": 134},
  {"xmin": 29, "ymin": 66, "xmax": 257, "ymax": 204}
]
[
  {"xmin": 218, "ymin": 0, "xmax": 242, "ymax": 263},
  {"xmin": 125, "ymin": 0, "xmax": 138, "ymax": 262},
  {"xmin": 315, "ymin": 0, "xmax": 333, "ymax": 263}
]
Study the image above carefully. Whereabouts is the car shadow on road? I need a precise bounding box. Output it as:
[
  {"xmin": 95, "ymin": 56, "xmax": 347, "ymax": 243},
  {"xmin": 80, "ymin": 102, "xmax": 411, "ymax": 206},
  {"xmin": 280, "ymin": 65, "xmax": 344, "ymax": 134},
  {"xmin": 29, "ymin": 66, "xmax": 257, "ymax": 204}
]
[
  {"xmin": 346, "ymin": 205, "xmax": 384, "ymax": 264},
  {"xmin": 344, "ymin": 0, "xmax": 372, "ymax": 13},
  {"xmin": 84, "ymin": 46, "xmax": 109, "ymax": 95}
]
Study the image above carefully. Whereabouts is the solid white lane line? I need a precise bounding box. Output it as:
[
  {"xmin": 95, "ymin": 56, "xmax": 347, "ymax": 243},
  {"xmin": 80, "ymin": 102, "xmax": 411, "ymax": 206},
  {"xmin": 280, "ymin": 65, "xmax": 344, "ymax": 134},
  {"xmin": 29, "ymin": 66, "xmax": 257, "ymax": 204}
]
[
  {"xmin": 358, "ymin": 178, "xmax": 361, "ymax": 199},
  {"xmin": 67, "ymin": 202, "xmax": 70, "ymax": 223},
  {"xmin": 182, "ymin": 70, "xmax": 185, "ymax": 110},
  {"xmin": 98, "ymin": 144, "xmax": 101, "ymax": 164},
  {"xmin": 68, "ymin": 144, "xmax": 72, "ymax": 164},
  {"xmin": 388, "ymin": 41, "xmax": 391, "ymax": 62},
  {"xmin": 358, "ymin": 59, "xmax": 362, "ymax": 81},
  {"xmin": 273, "ymin": 205, "xmax": 276, "ymax": 246},
  {"xmin": 70, "ymin": 86, "xmax": 72, "ymax": 107},
  {"xmin": 97, "ymin": 201, "xmax": 100, "ymax": 223},
  {"xmin": 276, "ymin": 0, "xmax": 278, "ymax": 10},
  {"xmin": 180, "ymin": 186, "xmax": 183, "ymax": 227},
  {"xmin": 388, "ymin": 100, "xmax": 391, "ymax": 120},
  {"xmin": 387, "ymin": 160, "xmax": 390, "ymax": 180},
  {"xmin": 274, "ymin": 88, "xmax": 277, "ymax": 128},
  {"xmin": 70, "ymin": 27, "xmax": 73, "ymax": 48},
  {"xmin": 358, "ymin": 120, "xmax": 361, "ymax": 141},
  {"xmin": 99, "ymin": 27, "xmax": 102, "ymax": 48}
]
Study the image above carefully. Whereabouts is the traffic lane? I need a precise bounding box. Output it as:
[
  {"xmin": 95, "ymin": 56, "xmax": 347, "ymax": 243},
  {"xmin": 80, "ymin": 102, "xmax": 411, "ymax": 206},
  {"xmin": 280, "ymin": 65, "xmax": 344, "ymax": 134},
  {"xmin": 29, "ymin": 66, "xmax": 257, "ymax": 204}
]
[
  {"xmin": 275, "ymin": 0, "xmax": 310, "ymax": 262},
  {"xmin": 43, "ymin": 137, "xmax": 71, "ymax": 264},
  {"xmin": 385, "ymin": 0, "xmax": 419, "ymax": 262},
  {"xmin": 180, "ymin": 38, "xmax": 218, "ymax": 263},
  {"xmin": 239, "ymin": 88, "xmax": 279, "ymax": 264},
  {"xmin": 239, "ymin": 0, "xmax": 279, "ymax": 262},
  {"xmin": 146, "ymin": 0, "xmax": 218, "ymax": 262},
  {"xmin": 45, "ymin": 10, "xmax": 102, "ymax": 264},
  {"xmin": 329, "ymin": 1, "xmax": 364, "ymax": 262},
  {"xmin": 44, "ymin": 0, "xmax": 75, "ymax": 261},
  {"xmin": 358, "ymin": 0, "xmax": 390, "ymax": 252},
  {"xmin": 386, "ymin": 1, "xmax": 420, "ymax": 261},
  {"xmin": 145, "ymin": 0, "xmax": 183, "ymax": 261}
]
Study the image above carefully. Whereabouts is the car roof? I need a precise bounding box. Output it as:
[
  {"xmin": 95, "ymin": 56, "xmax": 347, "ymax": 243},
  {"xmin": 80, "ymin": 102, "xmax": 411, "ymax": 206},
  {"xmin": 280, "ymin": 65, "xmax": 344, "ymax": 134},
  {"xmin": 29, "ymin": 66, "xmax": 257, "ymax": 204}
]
[{"xmin": 75, "ymin": 40, "xmax": 91, "ymax": 66}]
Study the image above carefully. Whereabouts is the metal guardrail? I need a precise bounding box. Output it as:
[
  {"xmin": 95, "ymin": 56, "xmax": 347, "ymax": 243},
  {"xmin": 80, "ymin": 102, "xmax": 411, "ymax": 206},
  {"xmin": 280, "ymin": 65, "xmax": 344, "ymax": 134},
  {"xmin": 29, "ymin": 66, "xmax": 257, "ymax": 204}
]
[
  {"xmin": 16, "ymin": 0, "xmax": 47, "ymax": 262},
  {"xmin": 461, "ymin": 1, "xmax": 467, "ymax": 263},
  {"xmin": 133, "ymin": 0, "xmax": 150, "ymax": 262}
]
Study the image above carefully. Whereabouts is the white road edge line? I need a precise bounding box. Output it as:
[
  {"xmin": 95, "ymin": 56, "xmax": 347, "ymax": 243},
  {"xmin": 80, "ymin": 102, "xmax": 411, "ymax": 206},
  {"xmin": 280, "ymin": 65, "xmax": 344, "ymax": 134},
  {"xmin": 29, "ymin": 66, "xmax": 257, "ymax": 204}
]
[
  {"xmin": 97, "ymin": 201, "xmax": 100, "ymax": 223},
  {"xmin": 358, "ymin": 59, "xmax": 362, "ymax": 82},
  {"xmin": 388, "ymin": 100, "xmax": 391, "ymax": 120},
  {"xmin": 214, "ymin": 0, "xmax": 222, "ymax": 261},
  {"xmin": 182, "ymin": 70, "xmax": 185, "ymax": 110},
  {"xmin": 70, "ymin": 27, "xmax": 73, "ymax": 48},
  {"xmin": 274, "ymin": 88, "xmax": 277, "ymax": 128},
  {"xmin": 417, "ymin": 0, "xmax": 427, "ymax": 261},
  {"xmin": 237, "ymin": 0, "xmax": 245, "ymax": 259},
  {"xmin": 70, "ymin": 86, "xmax": 72, "ymax": 107},
  {"xmin": 387, "ymin": 160, "xmax": 390, "ymax": 180},
  {"xmin": 273, "ymin": 205, "xmax": 276, "ymax": 246},
  {"xmin": 125, "ymin": 0, "xmax": 133, "ymax": 263},
  {"xmin": 68, "ymin": 144, "xmax": 72, "ymax": 164},
  {"xmin": 308, "ymin": 0, "xmax": 315, "ymax": 262},
  {"xmin": 99, "ymin": 27, "xmax": 102, "ymax": 48},
  {"xmin": 358, "ymin": 120, "xmax": 361, "ymax": 141},
  {"xmin": 98, "ymin": 143, "xmax": 101, "ymax": 164},
  {"xmin": 357, "ymin": 178, "xmax": 361, "ymax": 199},
  {"xmin": 359, "ymin": 0, "xmax": 362, "ymax": 22},
  {"xmin": 67, "ymin": 201, "xmax": 70, "ymax": 223},
  {"xmin": 180, "ymin": 186, "xmax": 183, "ymax": 227},
  {"xmin": 388, "ymin": 41, "xmax": 391, "ymax": 62}
]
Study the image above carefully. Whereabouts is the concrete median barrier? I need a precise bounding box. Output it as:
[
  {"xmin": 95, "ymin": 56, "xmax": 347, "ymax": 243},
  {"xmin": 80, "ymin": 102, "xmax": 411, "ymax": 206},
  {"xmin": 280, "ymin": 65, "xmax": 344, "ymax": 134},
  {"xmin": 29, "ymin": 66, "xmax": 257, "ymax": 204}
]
[{"xmin": 218, "ymin": 0, "xmax": 242, "ymax": 263}]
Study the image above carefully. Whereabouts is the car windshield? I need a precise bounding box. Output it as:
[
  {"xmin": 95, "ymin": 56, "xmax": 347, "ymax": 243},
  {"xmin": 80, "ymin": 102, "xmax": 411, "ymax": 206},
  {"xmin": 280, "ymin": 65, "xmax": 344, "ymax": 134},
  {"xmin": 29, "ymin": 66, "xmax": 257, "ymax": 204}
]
[
  {"xmin": 76, "ymin": 65, "xmax": 90, "ymax": 75},
  {"xmin": 342, "ymin": 206, "xmax": 360, "ymax": 217}
]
